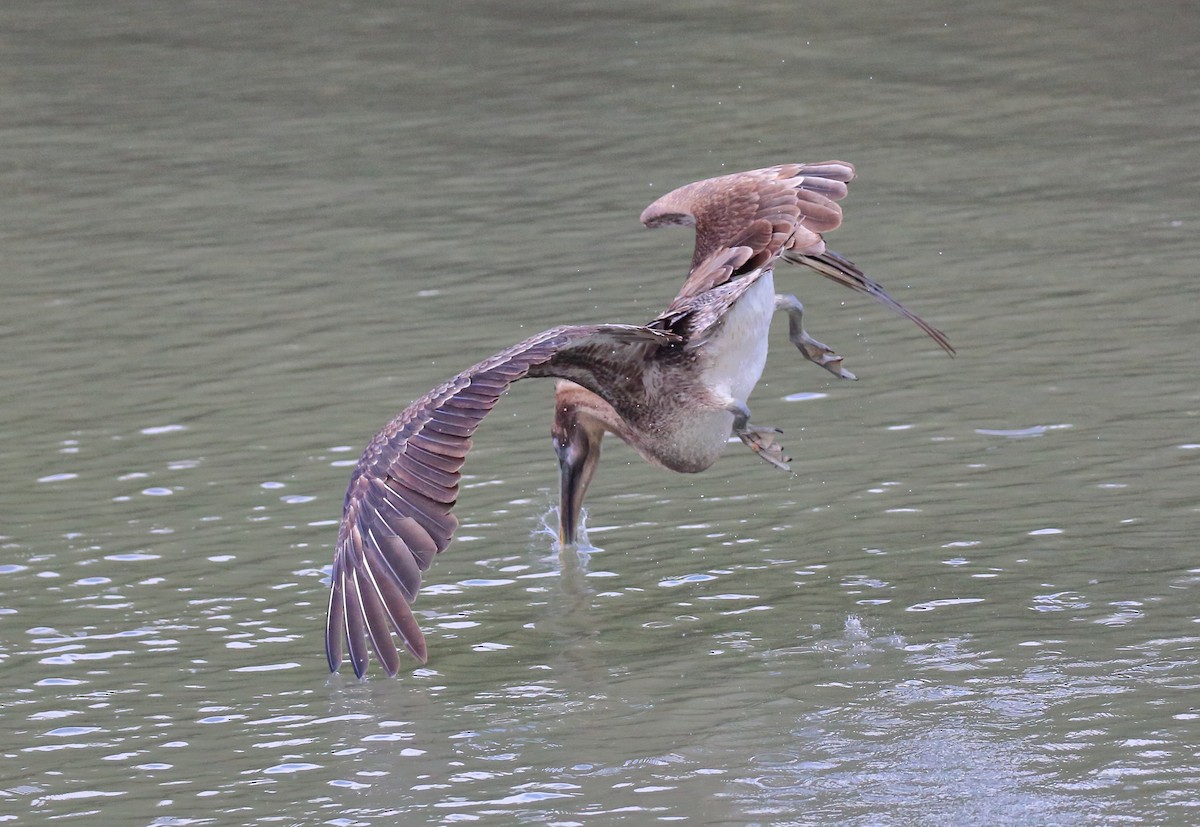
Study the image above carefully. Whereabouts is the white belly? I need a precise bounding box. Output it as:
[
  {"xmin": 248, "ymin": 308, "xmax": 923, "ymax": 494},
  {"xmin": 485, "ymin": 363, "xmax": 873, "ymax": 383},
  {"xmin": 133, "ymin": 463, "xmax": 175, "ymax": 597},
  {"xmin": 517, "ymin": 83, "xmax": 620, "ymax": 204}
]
[
  {"xmin": 700, "ymin": 272, "xmax": 774, "ymax": 406},
  {"xmin": 635, "ymin": 273, "xmax": 774, "ymax": 473}
]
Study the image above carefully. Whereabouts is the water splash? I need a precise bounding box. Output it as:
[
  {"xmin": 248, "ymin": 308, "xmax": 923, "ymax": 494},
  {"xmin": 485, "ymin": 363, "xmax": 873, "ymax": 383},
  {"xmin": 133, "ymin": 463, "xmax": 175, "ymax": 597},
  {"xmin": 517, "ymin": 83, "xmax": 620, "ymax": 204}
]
[{"xmin": 533, "ymin": 506, "xmax": 600, "ymax": 553}]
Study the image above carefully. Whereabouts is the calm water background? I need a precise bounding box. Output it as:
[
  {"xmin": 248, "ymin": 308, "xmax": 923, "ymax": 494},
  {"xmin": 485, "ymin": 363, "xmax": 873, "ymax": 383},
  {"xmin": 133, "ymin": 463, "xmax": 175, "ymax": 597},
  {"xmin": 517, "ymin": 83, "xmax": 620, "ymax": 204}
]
[{"xmin": 3, "ymin": 1, "xmax": 1199, "ymax": 824}]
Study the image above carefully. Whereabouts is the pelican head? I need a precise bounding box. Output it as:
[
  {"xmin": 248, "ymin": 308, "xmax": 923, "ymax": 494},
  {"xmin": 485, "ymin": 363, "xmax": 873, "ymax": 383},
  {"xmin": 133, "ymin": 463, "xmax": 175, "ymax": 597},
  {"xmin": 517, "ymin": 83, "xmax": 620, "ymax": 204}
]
[{"xmin": 551, "ymin": 381, "xmax": 617, "ymax": 546}]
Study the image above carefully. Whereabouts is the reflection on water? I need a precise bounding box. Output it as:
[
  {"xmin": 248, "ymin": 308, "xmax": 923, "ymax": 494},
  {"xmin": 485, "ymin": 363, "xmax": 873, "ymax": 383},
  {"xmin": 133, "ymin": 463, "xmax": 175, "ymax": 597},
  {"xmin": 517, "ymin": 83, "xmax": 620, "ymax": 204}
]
[{"xmin": 3, "ymin": 0, "xmax": 1200, "ymax": 823}]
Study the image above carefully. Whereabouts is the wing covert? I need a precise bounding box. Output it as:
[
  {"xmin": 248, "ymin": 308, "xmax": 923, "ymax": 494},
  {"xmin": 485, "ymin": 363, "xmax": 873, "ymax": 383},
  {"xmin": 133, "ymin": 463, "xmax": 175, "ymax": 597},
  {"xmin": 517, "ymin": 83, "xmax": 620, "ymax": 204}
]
[
  {"xmin": 642, "ymin": 162, "xmax": 953, "ymax": 354},
  {"xmin": 642, "ymin": 162, "xmax": 857, "ymax": 308}
]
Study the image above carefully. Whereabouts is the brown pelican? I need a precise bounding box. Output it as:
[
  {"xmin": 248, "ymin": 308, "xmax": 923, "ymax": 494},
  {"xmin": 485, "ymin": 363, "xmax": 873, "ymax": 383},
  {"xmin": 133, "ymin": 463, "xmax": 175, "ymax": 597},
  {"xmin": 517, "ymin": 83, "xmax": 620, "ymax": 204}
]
[{"xmin": 325, "ymin": 162, "xmax": 953, "ymax": 677}]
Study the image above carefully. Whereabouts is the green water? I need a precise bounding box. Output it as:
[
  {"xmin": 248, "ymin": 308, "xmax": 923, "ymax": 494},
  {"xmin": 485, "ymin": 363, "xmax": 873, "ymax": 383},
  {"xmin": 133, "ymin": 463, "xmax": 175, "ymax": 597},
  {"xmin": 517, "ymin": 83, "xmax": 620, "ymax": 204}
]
[{"xmin": 3, "ymin": 1, "xmax": 1198, "ymax": 823}]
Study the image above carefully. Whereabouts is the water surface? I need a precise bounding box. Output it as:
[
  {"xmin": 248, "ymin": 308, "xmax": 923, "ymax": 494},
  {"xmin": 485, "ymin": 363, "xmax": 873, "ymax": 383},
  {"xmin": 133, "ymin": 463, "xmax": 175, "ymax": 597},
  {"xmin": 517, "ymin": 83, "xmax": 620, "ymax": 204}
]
[{"xmin": 3, "ymin": 1, "xmax": 1199, "ymax": 823}]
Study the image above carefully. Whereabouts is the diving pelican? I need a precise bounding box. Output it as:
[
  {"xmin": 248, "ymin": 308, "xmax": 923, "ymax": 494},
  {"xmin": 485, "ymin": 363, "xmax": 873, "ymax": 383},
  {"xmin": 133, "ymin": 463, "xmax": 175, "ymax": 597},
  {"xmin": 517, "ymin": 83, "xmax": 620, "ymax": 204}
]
[{"xmin": 325, "ymin": 161, "xmax": 953, "ymax": 677}]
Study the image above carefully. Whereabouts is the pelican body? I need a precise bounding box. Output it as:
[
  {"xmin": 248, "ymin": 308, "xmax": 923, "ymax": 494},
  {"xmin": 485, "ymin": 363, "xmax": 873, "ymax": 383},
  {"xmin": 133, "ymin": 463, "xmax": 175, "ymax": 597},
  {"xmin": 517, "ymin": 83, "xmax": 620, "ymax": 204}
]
[{"xmin": 326, "ymin": 162, "xmax": 953, "ymax": 677}]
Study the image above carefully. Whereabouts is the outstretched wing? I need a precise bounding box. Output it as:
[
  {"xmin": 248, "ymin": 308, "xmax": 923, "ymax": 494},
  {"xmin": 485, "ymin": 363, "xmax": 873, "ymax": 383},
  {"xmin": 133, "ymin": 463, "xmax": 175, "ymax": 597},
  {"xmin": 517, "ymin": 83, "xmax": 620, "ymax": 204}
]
[
  {"xmin": 642, "ymin": 162, "xmax": 953, "ymax": 354},
  {"xmin": 641, "ymin": 162, "xmax": 856, "ymax": 311},
  {"xmin": 326, "ymin": 323, "xmax": 679, "ymax": 678}
]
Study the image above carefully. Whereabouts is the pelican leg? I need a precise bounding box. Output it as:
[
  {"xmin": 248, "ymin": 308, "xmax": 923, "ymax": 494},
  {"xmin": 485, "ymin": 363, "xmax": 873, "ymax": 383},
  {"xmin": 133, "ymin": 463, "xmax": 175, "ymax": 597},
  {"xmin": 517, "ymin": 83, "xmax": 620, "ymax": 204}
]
[
  {"xmin": 775, "ymin": 294, "xmax": 857, "ymax": 381},
  {"xmin": 728, "ymin": 401, "xmax": 792, "ymax": 472}
]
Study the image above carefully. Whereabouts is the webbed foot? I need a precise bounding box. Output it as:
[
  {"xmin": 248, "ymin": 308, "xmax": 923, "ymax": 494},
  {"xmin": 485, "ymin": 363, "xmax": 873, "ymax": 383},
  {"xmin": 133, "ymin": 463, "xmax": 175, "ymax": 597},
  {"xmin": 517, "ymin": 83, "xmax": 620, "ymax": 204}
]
[
  {"xmin": 737, "ymin": 425, "xmax": 791, "ymax": 471},
  {"xmin": 776, "ymin": 293, "xmax": 857, "ymax": 381}
]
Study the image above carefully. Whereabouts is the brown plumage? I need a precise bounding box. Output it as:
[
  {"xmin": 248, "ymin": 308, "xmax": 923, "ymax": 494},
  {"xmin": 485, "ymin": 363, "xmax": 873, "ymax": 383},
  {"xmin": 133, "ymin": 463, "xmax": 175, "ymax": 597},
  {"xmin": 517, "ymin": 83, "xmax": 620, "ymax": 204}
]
[
  {"xmin": 326, "ymin": 161, "xmax": 952, "ymax": 677},
  {"xmin": 326, "ymin": 325, "xmax": 679, "ymax": 677},
  {"xmin": 641, "ymin": 163, "xmax": 954, "ymax": 354}
]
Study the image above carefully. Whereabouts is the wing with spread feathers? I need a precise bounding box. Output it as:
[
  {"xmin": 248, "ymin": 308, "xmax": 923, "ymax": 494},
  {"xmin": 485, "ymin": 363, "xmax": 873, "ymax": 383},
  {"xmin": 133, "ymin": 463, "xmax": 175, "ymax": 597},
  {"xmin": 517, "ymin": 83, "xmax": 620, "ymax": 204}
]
[
  {"xmin": 642, "ymin": 162, "xmax": 953, "ymax": 354},
  {"xmin": 326, "ymin": 323, "xmax": 678, "ymax": 678}
]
